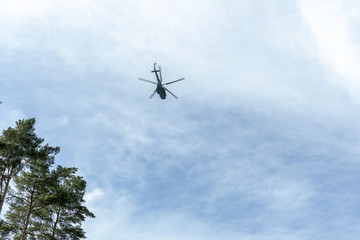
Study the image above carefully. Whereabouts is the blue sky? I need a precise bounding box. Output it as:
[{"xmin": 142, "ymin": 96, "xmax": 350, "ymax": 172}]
[{"xmin": 1, "ymin": 0, "xmax": 360, "ymax": 239}]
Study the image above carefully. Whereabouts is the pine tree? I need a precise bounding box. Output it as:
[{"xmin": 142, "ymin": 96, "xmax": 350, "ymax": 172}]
[
  {"xmin": 4, "ymin": 145, "xmax": 57, "ymax": 240},
  {"xmin": 0, "ymin": 119, "xmax": 95, "ymax": 239},
  {"xmin": 45, "ymin": 166, "xmax": 95, "ymax": 239},
  {"xmin": 4, "ymin": 165, "xmax": 95, "ymax": 240},
  {"xmin": 0, "ymin": 118, "xmax": 57, "ymax": 214}
]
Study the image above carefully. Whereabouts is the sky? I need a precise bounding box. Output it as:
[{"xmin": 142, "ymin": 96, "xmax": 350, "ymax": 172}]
[{"xmin": 1, "ymin": 0, "xmax": 360, "ymax": 239}]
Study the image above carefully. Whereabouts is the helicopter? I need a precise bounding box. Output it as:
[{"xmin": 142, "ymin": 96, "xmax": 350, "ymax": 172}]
[{"xmin": 138, "ymin": 63, "xmax": 184, "ymax": 99}]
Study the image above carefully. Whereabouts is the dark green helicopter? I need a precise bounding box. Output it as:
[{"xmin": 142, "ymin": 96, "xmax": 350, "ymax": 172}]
[{"xmin": 138, "ymin": 63, "xmax": 184, "ymax": 99}]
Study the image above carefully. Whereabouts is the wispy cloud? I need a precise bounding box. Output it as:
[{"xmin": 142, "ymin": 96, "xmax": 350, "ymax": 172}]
[
  {"xmin": 2, "ymin": 1, "xmax": 360, "ymax": 240},
  {"xmin": 299, "ymin": 0, "xmax": 360, "ymax": 99},
  {"xmin": 85, "ymin": 188, "xmax": 105, "ymax": 203}
]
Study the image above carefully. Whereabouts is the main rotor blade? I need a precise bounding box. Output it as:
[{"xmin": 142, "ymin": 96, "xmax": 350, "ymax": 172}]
[
  {"xmin": 149, "ymin": 90, "xmax": 156, "ymax": 99},
  {"xmin": 159, "ymin": 65, "xmax": 163, "ymax": 82},
  {"xmin": 138, "ymin": 77, "xmax": 156, "ymax": 84},
  {"xmin": 164, "ymin": 87, "xmax": 178, "ymax": 99},
  {"xmin": 164, "ymin": 78, "xmax": 185, "ymax": 85}
]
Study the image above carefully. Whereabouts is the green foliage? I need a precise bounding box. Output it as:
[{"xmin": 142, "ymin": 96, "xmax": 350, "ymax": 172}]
[
  {"xmin": 0, "ymin": 118, "xmax": 59, "ymax": 215},
  {"xmin": 5, "ymin": 161, "xmax": 53, "ymax": 239},
  {"xmin": 0, "ymin": 141, "xmax": 5, "ymax": 150},
  {"xmin": 0, "ymin": 118, "xmax": 95, "ymax": 239},
  {"xmin": 0, "ymin": 219, "xmax": 13, "ymax": 239},
  {"xmin": 42, "ymin": 166, "xmax": 95, "ymax": 239}
]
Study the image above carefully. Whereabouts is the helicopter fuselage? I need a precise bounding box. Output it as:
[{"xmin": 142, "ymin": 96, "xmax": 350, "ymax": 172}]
[
  {"xmin": 156, "ymin": 83, "xmax": 166, "ymax": 99},
  {"xmin": 153, "ymin": 65, "xmax": 167, "ymax": 99}
]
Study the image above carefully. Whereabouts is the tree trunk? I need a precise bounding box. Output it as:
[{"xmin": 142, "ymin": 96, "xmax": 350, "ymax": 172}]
[
  {"xmin": 0, "ymin": 168, "xmax": 13, "ymax": 214},
  {"xmin": 21, "ymin": 186, "xmax": 35, "ymax": 240},
  {"xmin": 0, "ymin": 183, "xmax": 8, "ymax": 214},
  {"xmin": 52, "ymin": 207, "xmax": 61, "ymax": 237}
]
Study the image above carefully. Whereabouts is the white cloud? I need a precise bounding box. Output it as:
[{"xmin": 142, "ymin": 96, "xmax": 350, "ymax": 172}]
[
  {"xmin": 85, "ymin": 188, "xmax": 105, "ymax": 203},
  {"xmin": 0, "ymin": 0, "xmax": 51, "ymax": 18},
  {"xmin": 0, "ymin": 0, "xmax": 93, "ymax": 19},
  {"xmin": 299, "ymin": 0, "xmax": 360, "ymax": 98}
]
